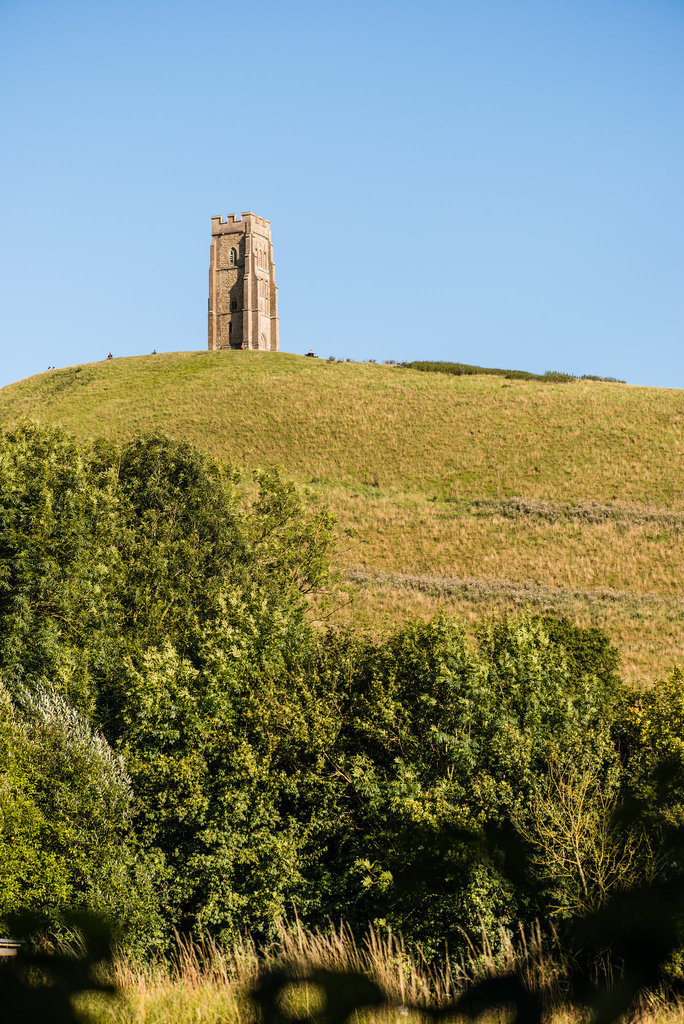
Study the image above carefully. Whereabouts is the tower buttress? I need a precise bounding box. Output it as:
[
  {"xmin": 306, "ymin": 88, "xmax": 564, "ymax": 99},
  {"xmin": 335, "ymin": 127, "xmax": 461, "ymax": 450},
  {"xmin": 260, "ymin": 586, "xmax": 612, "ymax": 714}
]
[{"xmin": 208, "ymin": 212, "xmax": 279, "ymax": 352}]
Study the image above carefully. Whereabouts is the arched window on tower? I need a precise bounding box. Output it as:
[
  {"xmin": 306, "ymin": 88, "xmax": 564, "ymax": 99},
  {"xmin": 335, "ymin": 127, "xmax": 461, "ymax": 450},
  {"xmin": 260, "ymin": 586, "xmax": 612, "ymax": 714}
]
[
  {"xmin": 261, "ymin": 333, "xmax": 267, "ymax": 349},
  {"xmin": 229, "ymin": 247, "xmax": 237, "ymax": 267}
]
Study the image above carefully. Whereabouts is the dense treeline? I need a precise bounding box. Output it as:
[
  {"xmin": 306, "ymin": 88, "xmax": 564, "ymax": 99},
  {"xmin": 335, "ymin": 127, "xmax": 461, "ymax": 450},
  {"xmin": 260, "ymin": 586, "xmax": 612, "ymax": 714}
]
[{"xmin": 0, "ymin": 423, "xmax": 681, "ymax": 958}]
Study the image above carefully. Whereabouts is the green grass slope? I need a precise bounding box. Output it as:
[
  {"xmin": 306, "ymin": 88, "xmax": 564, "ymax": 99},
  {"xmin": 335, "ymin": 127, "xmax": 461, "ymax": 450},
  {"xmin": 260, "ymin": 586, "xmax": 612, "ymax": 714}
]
[{"xmin": 2, "ymin": 349, "xmax": 683, "ymax": 683}]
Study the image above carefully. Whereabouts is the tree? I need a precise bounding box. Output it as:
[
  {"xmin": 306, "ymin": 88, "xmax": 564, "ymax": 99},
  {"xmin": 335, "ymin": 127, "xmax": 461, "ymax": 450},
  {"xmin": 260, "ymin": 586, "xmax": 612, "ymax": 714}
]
[
  {"xmin": 0, "ymin": 424, "xmax": 339, "ymax": 945},
  {"xmin": 0, "ymin": 422, "xmax": 645, "ymax": 957},
  {"xmin": 0, "ymin": 423, "xmax": 122, "ymax": 714},
  {"xmin": 516, "ymin": 754, "xmax": 646, "ymax": 918},
  {"xmin": 0, "ymin": 680, "xmax": 156, "ymax": 948},
  {"xmin": 302, "ymin": 616, "xmax": 625, "ymax": 955}
]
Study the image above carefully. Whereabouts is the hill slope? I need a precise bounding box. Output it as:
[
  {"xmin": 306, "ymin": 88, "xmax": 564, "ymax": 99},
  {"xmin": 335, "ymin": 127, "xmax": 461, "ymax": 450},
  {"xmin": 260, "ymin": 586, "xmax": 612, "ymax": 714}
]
[{"xmin": 2, "ymin": 350, "xmax": 683, "ymax": 683}]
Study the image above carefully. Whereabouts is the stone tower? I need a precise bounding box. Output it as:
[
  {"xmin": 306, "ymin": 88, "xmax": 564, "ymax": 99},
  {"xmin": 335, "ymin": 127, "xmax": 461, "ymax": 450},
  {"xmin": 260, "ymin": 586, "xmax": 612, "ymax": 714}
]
[{"xmin": 208, "ymin": 212, "xmax": 279, "ymax": 352}]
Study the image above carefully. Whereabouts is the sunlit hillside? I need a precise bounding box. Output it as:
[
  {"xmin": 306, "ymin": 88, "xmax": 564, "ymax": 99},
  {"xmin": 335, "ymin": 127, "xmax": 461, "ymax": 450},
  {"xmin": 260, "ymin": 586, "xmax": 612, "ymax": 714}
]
[{"xmin": 2, "ymin": 349, "xmax": 682, "ymax": 684}]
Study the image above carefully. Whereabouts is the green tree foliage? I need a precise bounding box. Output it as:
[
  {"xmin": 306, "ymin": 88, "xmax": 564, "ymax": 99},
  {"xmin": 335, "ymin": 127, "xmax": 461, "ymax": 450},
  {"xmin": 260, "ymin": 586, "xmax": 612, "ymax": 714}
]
[
  {"xmin": 0, "ymin": 680, "xmax": 155, "ymax": 945},
  {"xmin": 96, "ymin": 436, "xmax": 337, "ymax": 940},
  {"xmin": 617, "ymin": 667, "xmax": 684, "ymax": 863},
  {"xmin": 534, "ymin": 615, "xmax": 621, "ymax": 688},
  {"xmin": 1, "ymin": 421, "xmax": 672, "ymax": 959},
  {"xmin": 404, "ymin": 360, "xmax": 623, "ymax": 383},
  {"xmin": 0, "ymin": 423, "xmax": 122, "ymax": 713},
  {"xmin": 0, "ymin": 424, "xmax": 338, "ymax": 946},
  {"xmin": 302, "ymin": 616, "xmax": 625, "ymax": 955}
]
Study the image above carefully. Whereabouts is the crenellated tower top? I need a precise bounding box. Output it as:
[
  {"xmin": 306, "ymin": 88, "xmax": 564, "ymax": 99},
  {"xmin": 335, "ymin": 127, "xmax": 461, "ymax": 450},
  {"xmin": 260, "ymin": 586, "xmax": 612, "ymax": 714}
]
[
  {"xmin": 211, "ymin": 212, "xmax": 272, "ymax": 233},
  {"xmin": 208, "ymin": 212, "xmax": 279, "ymax": 353}
]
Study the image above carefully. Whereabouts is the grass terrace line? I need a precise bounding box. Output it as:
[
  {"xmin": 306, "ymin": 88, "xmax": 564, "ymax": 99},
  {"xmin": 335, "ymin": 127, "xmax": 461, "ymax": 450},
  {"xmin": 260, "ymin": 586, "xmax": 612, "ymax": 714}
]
[{"xmin": 2, "ymin": 349, "xmax": 682, "ymax": 684}]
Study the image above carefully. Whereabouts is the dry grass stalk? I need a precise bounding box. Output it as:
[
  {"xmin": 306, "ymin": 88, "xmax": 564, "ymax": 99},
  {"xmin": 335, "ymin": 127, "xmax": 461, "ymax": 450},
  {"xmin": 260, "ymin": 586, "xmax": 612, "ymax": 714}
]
[{"xmin": 73, "ymin": 918, "xmax": 684, "ymax": 1024}]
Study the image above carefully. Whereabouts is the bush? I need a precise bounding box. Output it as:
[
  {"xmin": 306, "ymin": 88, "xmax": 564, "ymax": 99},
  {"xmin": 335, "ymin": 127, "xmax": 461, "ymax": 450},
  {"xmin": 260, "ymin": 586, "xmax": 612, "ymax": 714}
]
[
  {"xmin": 0, "ymin": 423, "xmax": 654, "ymax": 959},
  {"xmin": 0, "ymin": 681, "xmax": 158, "ymax": 949},
  {"xmin": 300, "ymin": 616, "xmax": 627, "ymax": 955},
  {"xmin": 403, "ymin": 361, "xmax": 623, "ymax": 384},
  {"xmin": 0, "ymin": 424, "xmax": 337, "ymax": 947}
]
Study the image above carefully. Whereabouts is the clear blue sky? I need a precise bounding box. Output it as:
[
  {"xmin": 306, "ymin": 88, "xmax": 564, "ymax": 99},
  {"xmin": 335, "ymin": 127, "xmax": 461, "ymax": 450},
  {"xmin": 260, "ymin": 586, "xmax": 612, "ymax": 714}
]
[{"xmin": 1, "ymin": 0, "xmax": 682, "ymax": 388}]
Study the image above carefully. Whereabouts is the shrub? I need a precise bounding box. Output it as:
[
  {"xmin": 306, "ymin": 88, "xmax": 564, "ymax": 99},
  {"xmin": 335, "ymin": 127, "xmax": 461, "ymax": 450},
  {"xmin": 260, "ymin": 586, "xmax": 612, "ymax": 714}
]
[
  {"xmin": 0, "ymin": 424, "xmax": 337, "ymax": 947},
  {"xmin": 0, "ymin": 424, "xmax": 648, "ymax": 959},
  {"xmin": 302, "ymin": 616, "xmax": 626, "ymax": 955},
  {"xmin": 0, "ymin": 681, "xmax": 157, "ymax": 949},
  {"xmin": 404, "ymin": 361, "xmax": 622, "ymax": 383}
]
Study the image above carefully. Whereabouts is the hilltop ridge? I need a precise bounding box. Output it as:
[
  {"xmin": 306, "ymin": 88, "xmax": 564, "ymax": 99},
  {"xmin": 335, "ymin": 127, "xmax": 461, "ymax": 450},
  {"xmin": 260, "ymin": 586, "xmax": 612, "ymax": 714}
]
[
  {"xmin": 1, "ymin": 349, "xmax": 682, "ymax": 683},
  {"xmin": 1, "ymin": 350, "xmax": 680, "ymax": 505}
]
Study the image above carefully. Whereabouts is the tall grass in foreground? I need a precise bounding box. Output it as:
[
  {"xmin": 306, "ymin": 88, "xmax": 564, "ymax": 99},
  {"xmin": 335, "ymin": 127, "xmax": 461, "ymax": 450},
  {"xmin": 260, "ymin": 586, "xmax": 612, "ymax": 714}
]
[{"xmin": 76, "ymin": 921, "xmax": 683, "ymax": 1024}]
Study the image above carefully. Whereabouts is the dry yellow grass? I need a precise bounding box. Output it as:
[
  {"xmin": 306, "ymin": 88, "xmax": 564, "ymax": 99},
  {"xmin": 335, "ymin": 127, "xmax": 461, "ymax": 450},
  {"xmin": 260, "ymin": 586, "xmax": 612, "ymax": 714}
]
[
  {"xmin": 74, "ymin": 922, "xmax": 684, "ymax": 1024},
  {"xmin": 319, "ymin": 488, "xmax": 684, "ymax": 684},
  {"xmin": 79, "ymin": 923, "xmax": 458, "ymax": 1023},
  {"xmin": 327, "ymin": 575, "xmax": 683, "ymax": 688},
  {"xmin": 3, "ymin": 352, "xmax": 683, "ymax": 507},
  {"xmin": 1, "ymin": 351, "xmax": 682, "ymax": 684}
]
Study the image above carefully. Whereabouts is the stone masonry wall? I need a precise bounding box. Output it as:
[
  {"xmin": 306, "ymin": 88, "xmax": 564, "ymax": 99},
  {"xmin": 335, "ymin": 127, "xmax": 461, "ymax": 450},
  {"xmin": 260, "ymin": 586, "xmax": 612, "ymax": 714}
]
[{"xmin": 208, "ymin": 213, "xmax": 279, "ymax": 352}]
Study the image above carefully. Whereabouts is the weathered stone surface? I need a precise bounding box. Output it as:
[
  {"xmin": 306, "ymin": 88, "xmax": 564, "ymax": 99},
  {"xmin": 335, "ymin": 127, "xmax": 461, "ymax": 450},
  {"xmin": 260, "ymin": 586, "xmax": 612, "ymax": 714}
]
[{"xmin": 208, "ymin": 212, "xmax": 279, "ymax": 352}]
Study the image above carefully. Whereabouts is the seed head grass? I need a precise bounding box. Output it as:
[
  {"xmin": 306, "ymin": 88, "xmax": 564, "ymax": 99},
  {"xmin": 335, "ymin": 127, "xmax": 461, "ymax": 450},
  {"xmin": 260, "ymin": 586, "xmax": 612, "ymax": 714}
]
[{"xmin": 73, "ymin": 920, "xmax": 684, "ymax": 1023}]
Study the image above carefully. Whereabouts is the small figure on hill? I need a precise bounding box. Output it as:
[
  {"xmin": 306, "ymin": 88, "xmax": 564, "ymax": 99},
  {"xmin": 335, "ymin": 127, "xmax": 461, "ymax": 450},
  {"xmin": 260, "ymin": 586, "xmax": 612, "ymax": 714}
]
[
  {"xmin": 240, "ymin": 342, "xmax": 246, "ymax": 350},
  {"xmin": 152, "ymin": 348, "xmax": 157, "ymax": 355},
  {"xmin": 106, "ymin": 352, "xmax": 113, "ymax": 360},
  {"xmin": 305, "ymin": 348, "xmax": 316, "ymax": 358}
]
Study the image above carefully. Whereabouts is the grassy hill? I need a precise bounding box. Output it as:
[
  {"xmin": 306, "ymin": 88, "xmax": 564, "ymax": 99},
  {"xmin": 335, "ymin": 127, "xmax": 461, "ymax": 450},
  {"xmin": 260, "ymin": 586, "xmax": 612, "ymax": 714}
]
[{"xmin": 2, "ymin": 349, "xmax": 683, "ymax": 684}]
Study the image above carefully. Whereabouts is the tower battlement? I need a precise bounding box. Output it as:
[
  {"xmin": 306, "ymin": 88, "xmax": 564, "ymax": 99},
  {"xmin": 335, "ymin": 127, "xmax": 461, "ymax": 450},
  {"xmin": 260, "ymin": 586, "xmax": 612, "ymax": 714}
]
[
  {"xmin": 208, "ymin": 212, "xmax": 279, "ymax": 352},
  {"xmin": 212, "ymin": 212, "xmax": 271, "ymax": 234}
]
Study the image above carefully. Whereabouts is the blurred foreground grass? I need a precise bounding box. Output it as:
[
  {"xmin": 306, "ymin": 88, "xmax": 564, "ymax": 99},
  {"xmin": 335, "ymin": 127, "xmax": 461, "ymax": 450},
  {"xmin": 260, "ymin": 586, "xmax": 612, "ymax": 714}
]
[{"xmin": 74, "ymin": 922, "xmax": 684, "ymax": 1024}]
